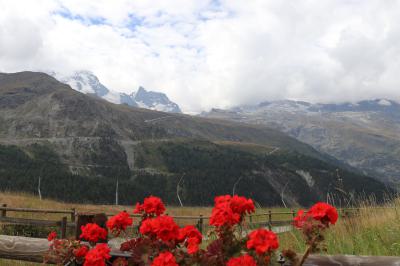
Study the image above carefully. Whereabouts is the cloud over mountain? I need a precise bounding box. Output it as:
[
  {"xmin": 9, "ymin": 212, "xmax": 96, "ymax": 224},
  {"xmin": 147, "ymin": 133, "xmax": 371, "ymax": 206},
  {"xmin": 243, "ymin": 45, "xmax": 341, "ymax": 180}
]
[{"xmin": 1, "ymin": 0, "xmax": 400, "ymax": 112}]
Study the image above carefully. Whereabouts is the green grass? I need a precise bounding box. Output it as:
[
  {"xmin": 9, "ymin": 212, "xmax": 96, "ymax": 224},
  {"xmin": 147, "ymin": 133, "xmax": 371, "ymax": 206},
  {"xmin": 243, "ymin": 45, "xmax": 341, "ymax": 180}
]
[{"xmin": 279, "ymin": 204, "xmax": 400, "ymax": 256}]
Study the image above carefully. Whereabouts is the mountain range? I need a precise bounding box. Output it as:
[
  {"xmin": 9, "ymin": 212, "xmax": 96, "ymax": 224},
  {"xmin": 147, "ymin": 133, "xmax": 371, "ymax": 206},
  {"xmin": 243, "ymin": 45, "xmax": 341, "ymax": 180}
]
[
  {"xmin": 202, "ymin": 99, "xmax": 400, "ymax": 184},
  {"xmin": 0, "ymin": 71, "xmax": 390, "ymax": 206},
  {"xmin": 51, "ymin": 70, "xmax": 181, "ymax": 113}
]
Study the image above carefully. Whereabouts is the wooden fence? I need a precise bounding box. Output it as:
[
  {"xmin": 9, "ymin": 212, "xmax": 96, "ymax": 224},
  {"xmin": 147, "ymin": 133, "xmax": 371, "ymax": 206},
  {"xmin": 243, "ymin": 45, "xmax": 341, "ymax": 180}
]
[
  {"xmin": 0, "ymin": 205, "xmax": 397, "ymax": 265},
  {"xmin": 0, "ymin": 204, "xmax": 376, "ymax": 238}
]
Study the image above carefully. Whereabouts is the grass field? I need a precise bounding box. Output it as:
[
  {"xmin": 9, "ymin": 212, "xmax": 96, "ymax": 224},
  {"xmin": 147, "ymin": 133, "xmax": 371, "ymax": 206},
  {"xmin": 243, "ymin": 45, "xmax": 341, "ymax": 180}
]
[
  {"xmin": 279, "ymin": 200, "xmax": 400, "ymax": 256},
  {"xmin": 0, "ymin": 191, "xmax": 296, "ymax": 224}
]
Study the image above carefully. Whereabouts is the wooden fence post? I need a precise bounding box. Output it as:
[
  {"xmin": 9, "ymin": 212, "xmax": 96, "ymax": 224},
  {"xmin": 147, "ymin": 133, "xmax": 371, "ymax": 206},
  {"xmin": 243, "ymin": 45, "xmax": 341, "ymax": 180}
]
[
  {"xmin": 268, "ymin": 211, "xmax": 272, "ymax": 230},
  {"xmin": 1, "ymin": 204, "xmax": 7, "ymax": 218},
  {"xmin": 70, "ymin": 208, "xmax": 76, "ymax": 222},
  {"xmin": 60, "ymin": 217, "xmax": 67, "ymax": 239},
  {"xmin": 249, "ymin": 215, "xmax": 253, "ymax": 223},
  {"xmin": 75, "ymin": 213, "xmax": 108, "ymax": 242},
  {"xmin": 198, "ymin": 215, "xmax": 204, "ymax": 234}
]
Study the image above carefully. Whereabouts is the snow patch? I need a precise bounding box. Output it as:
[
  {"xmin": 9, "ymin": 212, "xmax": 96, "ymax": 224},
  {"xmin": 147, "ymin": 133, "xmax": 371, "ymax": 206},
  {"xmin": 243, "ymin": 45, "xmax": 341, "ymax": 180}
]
[
  {"xmin": 378, "ymin": 99, "xmax": 392, "ymax": 106},
  {"xmin": 103, "ymin": 91, "xmax": 122, "ymax": 104},
  {"xmin": 296, "ymin": 170, "xmax": 315, "ymax": 187}
]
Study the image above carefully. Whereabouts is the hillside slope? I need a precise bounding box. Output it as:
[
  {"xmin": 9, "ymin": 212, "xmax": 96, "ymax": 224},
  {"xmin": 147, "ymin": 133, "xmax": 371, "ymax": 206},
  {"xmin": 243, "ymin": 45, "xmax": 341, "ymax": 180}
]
[
  {"xmin": 203, "ymin": 100, "xmax": 400, "ymax": 184},
  {"xmin": 0, "ymin": 72, "xmax": 391, "ymax": 205}
]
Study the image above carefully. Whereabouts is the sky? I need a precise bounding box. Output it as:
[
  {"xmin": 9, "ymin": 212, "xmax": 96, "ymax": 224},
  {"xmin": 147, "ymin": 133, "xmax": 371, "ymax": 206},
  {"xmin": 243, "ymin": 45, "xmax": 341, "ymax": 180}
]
[{"xmin": 1, "ymin": 0, "xmax": 400, "ymax": 113}]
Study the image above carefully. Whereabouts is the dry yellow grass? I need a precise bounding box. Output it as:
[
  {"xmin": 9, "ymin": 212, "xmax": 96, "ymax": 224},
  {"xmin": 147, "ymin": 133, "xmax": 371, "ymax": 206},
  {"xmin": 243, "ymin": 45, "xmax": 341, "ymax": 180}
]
[
  {"xmin": 0, "ymin": 191, "xmax": 297, "ymax": 237},
  {"xmin": 0, "ymin": 191, "xmax": 294, "ymax": 220},
  {"xmin": 0, "ymin": 260, "xmax": 40, "ymax": 266},
  {"xmin": 0, "ymin": 191, "xmax": 213, "ymax": 220},
  {"xmin": 279, "ymin": 201, "xmax": 400, "ymax": 256}
]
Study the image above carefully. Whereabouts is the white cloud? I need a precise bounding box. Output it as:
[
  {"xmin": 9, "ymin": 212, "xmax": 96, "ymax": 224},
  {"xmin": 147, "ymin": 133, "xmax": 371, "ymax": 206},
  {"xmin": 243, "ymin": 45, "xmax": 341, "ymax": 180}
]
[{"xmin": 1, "ymin": 0, "xmax": 400, "ymax": 113}]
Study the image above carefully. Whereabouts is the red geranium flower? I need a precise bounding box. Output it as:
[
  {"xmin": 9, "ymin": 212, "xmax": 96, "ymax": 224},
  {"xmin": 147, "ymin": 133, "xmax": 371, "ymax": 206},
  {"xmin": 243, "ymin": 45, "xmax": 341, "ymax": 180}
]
[
  {"xmin": 151, "ymin": 251, "xmax": 178, "ymax": 266},
  {"xmin": 226, "ymin": 254, "xmax": 257, "ymax": 266},
  {"xmin": 139, "ymin": 218, "xmax": 154, "ymax": 235},
  {"xmin": 134, "ymin": 196, "xmax": 166, "ymax": 216},
  {"xmin": 80, "ymin": 223, "xmax": 108, "ymax": 243},
  {"xmin": 152, "ymin": 216, "xmax": 180, "ymax": 242},
  {"xmin": 47, "ymin": 231, "xmax": 57, "ymax": 241},
  {"xmin": 83, "ymin": 243, "xmax": 111, "ymax": 266},
  {"xmin": 187, "ymin": 237, "xmax": 200, "ymax": 254},
  {"xmin": 178, "ymin": 225, "xmax": 202, "ymax": 254},
  {"xmin": 230, "ymin": 195, "xmax": 255, "ymax": 216},
  {"xmin": 214, "ymin": 195, "xmax": 231, "ymax": 205},
  {"xmin": 293, "ymin": 209, "xmax": 310, "ymax": 228},
  {"xmin": 178, "ymin": 225, "xmax": 202, "ymax": 242},
  {"xmin": 308, "ymin": 202, "xmax": 338, "ymax": 225},
  {"xmin": 246, "ymin": 229, "xmax": 279, "ymax": 255},
  {"xmin": 210, "ymin": 195, "xmax": 255, "ymax": 227},
  {"xmin": 106, "ymin": 211, "xmax": 133, "ymax": 236},
  {"xmin": 210, "ymin": 201, "xmax": 241, "ymax": 227},
  {"xmin": 139, "ymin": 215, "xmax": 179, "ymax": 242},
  {"xmin": 74, "ymin": 245, "xmax": 89, "ymax": 258}
]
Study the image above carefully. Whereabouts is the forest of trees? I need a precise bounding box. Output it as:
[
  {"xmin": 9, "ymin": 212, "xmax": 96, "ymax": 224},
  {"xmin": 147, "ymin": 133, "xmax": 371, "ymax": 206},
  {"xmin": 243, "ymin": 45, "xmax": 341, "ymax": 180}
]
[{"xmin": 0, "ymin": 141, "xmax": 391, "ymax": 206}]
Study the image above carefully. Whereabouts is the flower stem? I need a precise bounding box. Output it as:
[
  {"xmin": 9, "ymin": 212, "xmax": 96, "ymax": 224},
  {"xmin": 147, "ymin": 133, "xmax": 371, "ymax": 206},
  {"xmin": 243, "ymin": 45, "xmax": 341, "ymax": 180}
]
[{"xmin": 296, "ymin": 237, "xmax": 317, "ymax": 266}]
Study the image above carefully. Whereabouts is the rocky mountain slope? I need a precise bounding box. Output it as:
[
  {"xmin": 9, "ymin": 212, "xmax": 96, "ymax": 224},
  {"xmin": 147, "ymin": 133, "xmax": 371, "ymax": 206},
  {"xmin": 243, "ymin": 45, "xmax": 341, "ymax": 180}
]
[
  {"xmin": 203, "ymin": 99, "xmax": 400, "ymax": 184},
  {"xmin": 0, "ymin": 72, "xmax": 391, "ymax": 205},
  {"xmin": 52, "ymin": 71, "xmax": 181, "ymax": 113}
]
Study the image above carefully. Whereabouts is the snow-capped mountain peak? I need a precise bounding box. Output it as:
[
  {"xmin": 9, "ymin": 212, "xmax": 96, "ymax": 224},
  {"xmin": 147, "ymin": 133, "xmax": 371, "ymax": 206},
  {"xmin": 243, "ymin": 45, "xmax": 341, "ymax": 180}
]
[
  {"xmin": 51, "ymin": 71, "xmax": 181, "ymax": 113},
  {"xmin": 57, "ymin": 70, "xmax": 109, "ymax": 97},
  {"xmin": 133, "ymin": 86, "xmax": 181, "ymax": 113}
]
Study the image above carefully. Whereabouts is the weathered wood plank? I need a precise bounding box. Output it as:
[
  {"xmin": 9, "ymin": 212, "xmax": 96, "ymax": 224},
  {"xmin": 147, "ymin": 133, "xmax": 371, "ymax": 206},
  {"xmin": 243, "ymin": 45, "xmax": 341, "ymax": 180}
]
[
  {"xmin": 0, "ymin": 216, "xmax": 59, "ymax": 226},
  {"xmin": 302, "ymin": 254, "xmax": 400, "ymax": 266},
  {"xmin": 0, "ymin": 235, "xmax": 54, "ymax": 263},
  {"xmin": 0, "ymin": 216, "xmax": 75, "ymax": 227},
  {"xmin": 0, "ymin": 206, "xmax": 74, "ymax": 214}
]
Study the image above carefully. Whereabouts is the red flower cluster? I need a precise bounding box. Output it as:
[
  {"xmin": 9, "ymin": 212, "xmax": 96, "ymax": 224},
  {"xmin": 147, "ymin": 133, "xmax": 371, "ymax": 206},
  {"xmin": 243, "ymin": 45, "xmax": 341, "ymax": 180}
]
[
  {"xmin": 151, "ymin": 251, "xmax": 178, "ymax": 266},
  {"xmin": 226, "ymin": 254, "xmax": 257, "ymax": 266},
  {"xmin": 106, "ymin": 211, "xmax": 133, "ymax": 236},
  {"xmin": 309, "ymin": 202, "xmax": 338, "ymax": 225},
  {"xmin": 47, "ymin": 231, "xmax": 57, "ymax": 241},
  {"xmin": 230, "ymin": 195, "xmax": 255, "ymax": 215},
  {"xmin": 73, "ymin": 245, "xmax": 89, "ymax": 259},
  {"xmin": 294, "ymin": 202, "xmax": 338, "ymax": 228},
  {"xmin": 246, "ymin": 229, "xmax": 279, "ymax": 255},
  {"xmin": 178, "ymin": 225, "xmax": 203, "ymax": 254},
  {"xmin": 83, "ymin": 244, "xmax": 111, "ymax": 266},
  {"xmin": 210, "ymin": 195, "xmax": 255, "ymax": 227},
  {"xmin": 140, "ymin": 215, "xmax": 179, "ymax": 242},
  {"xmin": 293, "ymin": 210, "xmax": 309, "ymax": 228},
  {"xmin": 47, "ymin": 195, "xmax": 338, "ymax": 266},
  {"xmin": 134, "ymin": 196, "xmax": 166, "ymax": 216},
  {"xmin": 80, "ymin": 223, "xmax": 108, "ymax": 243}
]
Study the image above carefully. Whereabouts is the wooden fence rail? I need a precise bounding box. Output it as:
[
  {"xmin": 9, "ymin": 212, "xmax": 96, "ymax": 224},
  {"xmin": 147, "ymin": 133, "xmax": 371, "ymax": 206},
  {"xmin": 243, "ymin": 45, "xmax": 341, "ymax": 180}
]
[
  {"xmin": 0, "ymin": 204, "xmax": 391, "ymax": 239},
  {"xmin": 0, "ymin": 205, "xmax": 397, "ymax": 264},
  {"xmin": 1, "ymin": 235, "xmax": 400, "ymax": 265}
]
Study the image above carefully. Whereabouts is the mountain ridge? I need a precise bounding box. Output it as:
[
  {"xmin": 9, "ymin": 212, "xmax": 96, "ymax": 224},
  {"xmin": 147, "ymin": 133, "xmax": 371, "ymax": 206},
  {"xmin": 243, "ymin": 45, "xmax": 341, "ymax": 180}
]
[
  {"xmin": 0, "ymin": 71, "xmax": 392, "ymax": 205},
  {"xmin": 202, "ymin": 98, "xmax": 400, "ymax": 183},
  {"xmin": 50, "ymin": 70, "xmax": 181, "ymax": 113}
]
